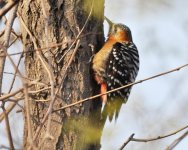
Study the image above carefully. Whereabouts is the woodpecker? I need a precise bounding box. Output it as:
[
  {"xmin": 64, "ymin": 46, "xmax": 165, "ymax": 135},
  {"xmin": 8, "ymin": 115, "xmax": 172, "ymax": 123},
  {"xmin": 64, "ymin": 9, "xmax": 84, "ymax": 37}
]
[{"xmin": 92, "ymin": 17, "xmax": 139, "ymax": 121}]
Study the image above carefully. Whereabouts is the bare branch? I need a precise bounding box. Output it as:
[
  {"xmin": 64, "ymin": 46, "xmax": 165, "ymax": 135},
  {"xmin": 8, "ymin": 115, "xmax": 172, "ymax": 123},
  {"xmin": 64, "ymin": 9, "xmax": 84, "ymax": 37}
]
[
  {"xmin": 8, "ymin": 52, "xmax": 23, "ymax": 93},
  {"xmin": 0, "ymin": 101, "xmax": 19, "ymax": 122},
  {"xmin": 53, "ymin": 63, "xmax": 188, "ymax": 112},
  {"xmin": 0, "ymin": 84, "xmax": 33, "ymax": 101},
  {"xmin": 1, "ymin": 102, "xmax": 15, "ymax": 149},
  {"xmin": 119, "ymin": 125, "xmax": 188, "ymax": 149},
  {"xmin": 0, "ymin": 4, "xmax": 18, "ymax": 94},
  {"xmin": 131, "ymin": 125, "xmax": 188, "ymax": 142},
  {"xmin": 0, "ymin": 103, "xmax": 15, "ymax": 122},
  {"xmin": 119, "ymin": 134, "xmax": 135, "ymax": 150},
  {"xmin": 0, "ymin": 49, "xmax": 33, "ymax": 144},
  {"xmin": 0, "ymin": 32, "xmax": 103, "ymax": 58},
  {"xmin": 1, "ymin": 45, "xmax": 33, "ymax": 145},
  {"xmin": 28, "ymin": 86, "xmax": 51, "ymax": 94},
  {"xmin": 4, "ymin": 71, "xmax": 48, "ymax": 86},
  {"xmin": 166, "ymin": 130, "xmax": 188, "ymax": 150},
  {"xmin": 40, "ymin": 0, "xmax": 56, "ymax": 139},
  {"xmin": 0, "ymin": 0, "xmax": 19, "ymax": 18}
]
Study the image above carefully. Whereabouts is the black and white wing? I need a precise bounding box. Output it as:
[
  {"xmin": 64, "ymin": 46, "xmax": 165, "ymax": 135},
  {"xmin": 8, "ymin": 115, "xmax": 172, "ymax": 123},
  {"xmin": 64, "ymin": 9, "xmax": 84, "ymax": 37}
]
[{"xmin": 102, "ymin": 42, "xmax": 139, "ymax": 121}]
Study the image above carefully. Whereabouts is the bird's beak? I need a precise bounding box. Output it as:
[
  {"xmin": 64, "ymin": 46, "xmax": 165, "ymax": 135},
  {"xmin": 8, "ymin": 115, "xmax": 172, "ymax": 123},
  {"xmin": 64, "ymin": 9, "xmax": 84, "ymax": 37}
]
[{"xmin": 104, "ymin": 16, "xmax": 114, "ymax": 28}]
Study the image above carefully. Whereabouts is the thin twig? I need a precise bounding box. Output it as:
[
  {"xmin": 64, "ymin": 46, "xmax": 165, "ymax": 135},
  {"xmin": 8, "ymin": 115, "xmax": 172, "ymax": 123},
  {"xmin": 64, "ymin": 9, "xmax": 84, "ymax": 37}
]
[
  {"xmin": 5, "ymin": 96, "xmax": 24, "ymax": 103},
  {"xmin": 4, "ymin": 71, "xmax": 48, "ymax": 86},
  {"xmin": 40, "ymin": 0, "xmax": 55, "ymax": 139},
  {"xmin": 1, "ymin": 103, "xmax": 15, "ymax": 149},
  {"xmin": 8, "ymin": 52, "xmax": 23, "ymax": 93},
  {"xmin": 119, "ymin": 134, "xmax": 135, "ymax": 150},
  {"xmin": 132, "ymin": 125, "xmax": 188, "ymax": 142},
  {"xmin": 28, "ymin": 86, "xmax": 51, "ymax": 94},
  {"xmin": 35, "ymin": 99, "xmax": 50, "ymax": 102},
  {"xmin": 0, "ymin": 84, "xmax": 33, "ymax": 101},
  {"xmin": 0, "ymin": 88, "xmax": 22, "ymax": 100},
  {"xmin": 0, "ymin": 7, "xmax": 21, "ymax": 134},
  {"xmin": 0, "ymin": 32, "xmax": 103, "ymax": 58},
  {"xmin": 0, "ymin": 101, "xmax": 19, "ymax": 122},
  {"xmin": 53, "ymin": 63, "xmax": 188, "ymax": 112},
  {"xmin": 3, "ymin": 49, "xmax": 34, "ymax": 144},
  {"xmin": 0, "ymin": 0, "xmax": 19, "ymax": 18},
  {"xmin": 9, "ymin": 34, "xmax": 19, "ymax": 47},
  {"xmin": 166, "ymin": 130, "xmax": 188, "ymax": 150},
  {"xmin": 0, "ymin": 103, "xmax": 15, "ymax": 122},
  {"xmin": 24, "ymin": 82, "xmax": 33, "ymax": 143},
  {"xmin": 119, "ymin": 125, "xmax": 188, "ymax": 149},
  {"xmin": 1, "ymin": 43, "xmax": 34, "ymax": 148},
  {"xmin": 0, "ymin": 3, "xmax": 18, "ymax": 94}
]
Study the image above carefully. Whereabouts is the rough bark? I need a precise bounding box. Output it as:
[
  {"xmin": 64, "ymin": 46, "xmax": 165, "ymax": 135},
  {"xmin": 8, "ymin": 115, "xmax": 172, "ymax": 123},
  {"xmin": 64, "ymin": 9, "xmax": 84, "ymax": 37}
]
[{"xmin": 18, "ymin": 0, "xmax": 105, "ymax": 149}]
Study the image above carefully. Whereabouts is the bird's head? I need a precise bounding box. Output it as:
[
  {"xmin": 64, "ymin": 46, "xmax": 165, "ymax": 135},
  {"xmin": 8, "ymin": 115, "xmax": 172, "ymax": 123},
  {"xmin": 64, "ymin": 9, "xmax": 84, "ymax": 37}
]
[{"xmin": 105, "ymin": 16, "xmax": 133, "ymax": 42}]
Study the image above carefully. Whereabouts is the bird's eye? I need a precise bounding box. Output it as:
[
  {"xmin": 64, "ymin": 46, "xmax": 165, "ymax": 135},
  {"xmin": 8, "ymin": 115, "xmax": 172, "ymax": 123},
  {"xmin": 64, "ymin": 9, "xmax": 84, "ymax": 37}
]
[{"xmin": 114, "ymin": 26, "xmax": 118, "ymax": 32}]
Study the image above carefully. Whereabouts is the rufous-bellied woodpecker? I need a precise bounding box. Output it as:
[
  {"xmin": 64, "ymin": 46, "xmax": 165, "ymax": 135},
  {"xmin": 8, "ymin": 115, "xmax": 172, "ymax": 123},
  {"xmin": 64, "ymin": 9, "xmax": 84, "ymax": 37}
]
[{"xmin": 92, "ymin": 17, "xmax": 139, "ymax": 121}]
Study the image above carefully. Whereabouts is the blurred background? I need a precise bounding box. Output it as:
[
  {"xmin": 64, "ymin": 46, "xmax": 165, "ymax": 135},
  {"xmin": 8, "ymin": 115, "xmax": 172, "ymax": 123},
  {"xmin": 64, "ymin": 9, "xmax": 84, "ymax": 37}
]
[
  {"xmin": 0, "ymin": 0, "xmax": 188, "ymax": 149},
  {"xmin": 102, "ymin": 0, "xmax": 188, "ymax": 149}
]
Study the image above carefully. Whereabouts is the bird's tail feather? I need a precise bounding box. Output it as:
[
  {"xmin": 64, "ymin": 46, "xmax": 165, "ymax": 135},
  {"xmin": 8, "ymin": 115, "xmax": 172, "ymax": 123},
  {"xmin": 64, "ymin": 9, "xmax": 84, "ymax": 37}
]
[{"xmin": 101, "ymin": 98, "xmax": 125, "ymax": 122}]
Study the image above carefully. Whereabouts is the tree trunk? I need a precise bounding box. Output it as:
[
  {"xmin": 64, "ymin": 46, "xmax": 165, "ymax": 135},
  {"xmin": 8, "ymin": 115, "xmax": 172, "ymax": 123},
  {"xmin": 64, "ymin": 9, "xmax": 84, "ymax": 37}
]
[{"xmin": 18, "ymin": 0, "xmax": 105, "ymax": 149}]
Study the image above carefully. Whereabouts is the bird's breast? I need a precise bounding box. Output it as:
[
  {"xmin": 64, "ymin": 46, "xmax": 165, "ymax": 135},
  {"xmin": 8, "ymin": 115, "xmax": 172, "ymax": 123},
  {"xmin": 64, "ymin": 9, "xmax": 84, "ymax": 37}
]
[{"xmin": 92, "ymin": 40, "xmax": 115, "ymax": 74}]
